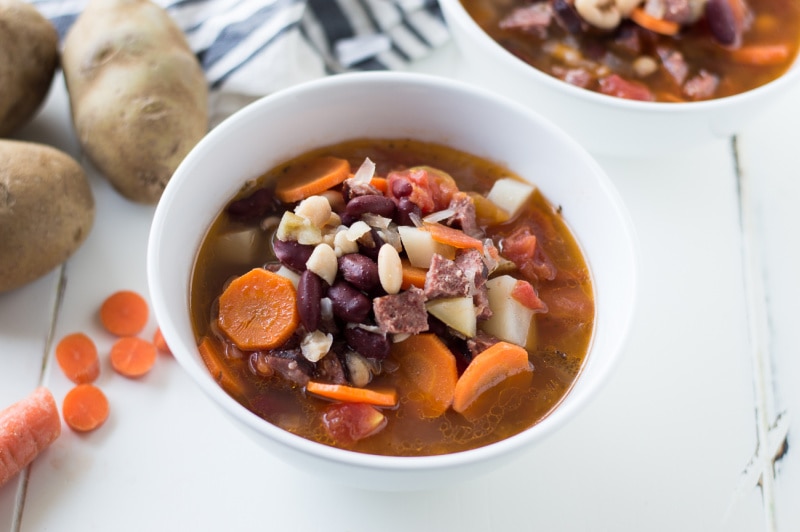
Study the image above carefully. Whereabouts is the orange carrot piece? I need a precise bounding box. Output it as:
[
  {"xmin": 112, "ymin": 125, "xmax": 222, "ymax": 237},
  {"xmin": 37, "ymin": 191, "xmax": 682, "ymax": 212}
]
[
  {"xmin": 217, "ymin": 268, "xmax": 299, "ymax": 350},
  {"xmin": 306, "ymin": 381, "xmax": 398, "ymax": 408},
  {"xmin": 197, "ymin": 336, "xmax": 247, "ymax": 399},
  {"xmin": 391, "ymin": 333, "xmax": 458, "ymax": 418},
  {"xmin": 55, "ymin": 332, "xmax": 100, "ymax": 384},
  {"xmin": 153, "ymin": 327, "xmax": 171, "ymax": 355},
  {"xmin": 400, "ymin": 258, "xmax": 428, "ymax": 290},
  {"xmin": 630, "ymin": 7, "xmax": 680, "ymax": 35},
  {"xmin": 275, "ymin": 156, "xmax": 351, "ymax": 203},
  {"xmin": 0, "ymin": 387, "xmax": 61, "ymax": 487},
  {"xmin": 452, "ymin": 341, "xmax": 533, "ymax": 414},
  {"xmin": 62, "ymin": 384, "xmax": 109, "ymax": 433},
  {"xmin": 730, "ymin": 44, "xmax": 790, "ymax": 65},
  {"xmin": 109, "ymin": 336, "xmax": 157, "ymax": 378},
  {"xmin": 423, "ymin": 221, "xmax": 484, "ymax": 252},
  {"xmin": 370, "ymin": 176, "xmax": 389, "ymax": 193},
  {"xmin": 100, "ymin": 290, "xmax": 149, "ymax": 337}
]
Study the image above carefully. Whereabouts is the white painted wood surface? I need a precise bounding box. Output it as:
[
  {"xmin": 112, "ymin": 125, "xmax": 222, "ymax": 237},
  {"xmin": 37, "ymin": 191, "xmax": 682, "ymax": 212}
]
[{"xmin": 1, "ymin": 41, "xmax": 797, "ymax": 531}]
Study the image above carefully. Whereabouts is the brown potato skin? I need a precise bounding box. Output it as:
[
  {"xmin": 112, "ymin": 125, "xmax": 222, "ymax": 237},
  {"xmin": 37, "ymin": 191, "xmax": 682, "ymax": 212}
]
[
  {"xmin": 0, "ymin": 0, "xmax": 59, "ymax": 137},
  {"xmin": 62, "ymin": 0, "xmax": 209, "ymax": 204},
  {"xmin": 0, "ymin": 140, "xmax": 95, "ymax": 293}
]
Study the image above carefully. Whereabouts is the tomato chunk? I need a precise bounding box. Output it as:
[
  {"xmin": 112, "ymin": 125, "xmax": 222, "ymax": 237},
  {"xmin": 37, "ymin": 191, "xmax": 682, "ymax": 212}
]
[
  {"xmin": 321, "ymin": 402, "xmax": 387, "ymax": 445},
  {"xmin": 388, "ymin": 166, "xmax": 458, "ymax": 215}
]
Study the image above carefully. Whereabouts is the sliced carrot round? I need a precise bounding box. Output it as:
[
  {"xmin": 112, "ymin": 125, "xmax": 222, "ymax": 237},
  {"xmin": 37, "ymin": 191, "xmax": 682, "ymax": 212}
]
[
  {"xmin": 55, "ymin": 332, "xmax": 100, "ymax": 384},
  {"xmin": 100, "ymin": 290, "xmax": 149, "ymax": 336},
  {"xmin": 62, "ymin": 384, "xmax": 109, "ymax": 432},
  {"xmin": 452, "ymin": 341, "xmax": 533, "ymax": 414},
  {"xmin": 306, "ymin": 381, "xmax": 398, "ymax": 407},
  {"xmin": 110, "ymin": 337, "xmax": 157, "ymax": 378},
  {"xmin": 274, "ymin": 156, "xmax": 351, "ymax": 203},
  {"xmin": 391, "ymin": 333, "xmax": 457, "ymax": 418},
  {"xmin": 217, "ymin": 268, "xmax": 299, "ymax": 350},
  {"xmin": 153, "ymin": 327, "xmax": 171, "ymax": 355}
]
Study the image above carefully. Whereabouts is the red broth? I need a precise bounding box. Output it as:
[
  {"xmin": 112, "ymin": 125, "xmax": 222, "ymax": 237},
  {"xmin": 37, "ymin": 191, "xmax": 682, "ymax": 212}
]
[
  {"xmin": 190, "ymin": 139, "xmax": 594, "ymax": 456},
  {"xmin": 461, "ymin": 0, "xmax": 800, "ymax": 102}
]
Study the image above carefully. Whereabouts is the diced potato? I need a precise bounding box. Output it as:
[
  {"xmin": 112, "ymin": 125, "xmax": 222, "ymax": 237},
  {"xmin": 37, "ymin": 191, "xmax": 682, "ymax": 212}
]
[
  {"xmin": 426, "ymin": 297, "xmax": 477, "ymax": 338},
  {"xmin": 480, "ymin": 275, "xmax": 535, "ymax": 347},
  {"xmin": 398, "ymin": 225, "xmax": 455, "ymax": 268},
  {"xmin": 486, "ymin": 178, "xmax": 535, "ymax": 218},
  {"xmin": 276, "ymin": 211, "xmax": 322, "ymax": 245}
]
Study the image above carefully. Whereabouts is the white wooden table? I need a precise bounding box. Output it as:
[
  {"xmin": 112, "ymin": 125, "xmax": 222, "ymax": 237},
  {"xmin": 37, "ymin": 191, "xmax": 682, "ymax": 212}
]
[{"xmin": 1, "ymin": 41, "xmax": 798, "ymax": 532}]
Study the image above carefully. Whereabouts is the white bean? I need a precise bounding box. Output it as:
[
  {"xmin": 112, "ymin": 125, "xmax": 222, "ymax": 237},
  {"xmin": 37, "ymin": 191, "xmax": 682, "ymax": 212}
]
[
  {"xmin": 377, "ymin": 243, "xmax": 402, "ymax": 295},
  {"xmin": 575, "ymin": 0, "xmax": 621, "ymax": 30},
  {"xmin": 305, "ymin": 243, "xmax": 338, "ymax": 285},
  {"xmin": 294, "ymin": 195, "xmax": 332, "ymax": 228}
]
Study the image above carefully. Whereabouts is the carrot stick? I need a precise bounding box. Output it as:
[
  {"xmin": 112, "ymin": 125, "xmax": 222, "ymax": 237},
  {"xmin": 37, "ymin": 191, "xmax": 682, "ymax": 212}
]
[
  {"xmin": 630, "ymin": 7, "xmax": 680, "ymax": 35},
  {"xmin": 153, "ymin": 327, "xmax": 171, "ymax": 355},
  {"xmin": 62, "ymin": 384, "xmax": 109, "ymax": 433},
  {"xmin": 0, "ymin": 387, "xmax": 61, "ymax": 487},
  {"xmin": 391, "ymin": 333, "xmax": 458, "ymax": 418},
  {"xmin": 55, "ymin": 332, "xmax": 100, "ymax": 384},
  {"xmin": 452, "ymin": 341, "xmax": 533, "ymax": 414},
  {"xmin": 197, "ymin": 336, "xmax": 247, "ymax": 399},
  {"xmin": 275, "ymin": 156, "xmax": 351, "ymax": 203},
  {"xmin": 217, "ymin": 268, "xmax": 299, "ymax": 350},
  {"xmin": 423, "ymin": 221, "xmax": 484, "ymax": 252},
  {"xmin": 109, "ymin": 336, "xmax": 157, "ymax": 378},
  {"xmin": 729, "ymin": 44, "xmax": 790, "ymax": 65},
  {"xmin": 400, "ymin": 258, "xmax": 428, "ymax": 290},
  {"xmin": 99, "ymin": 290, "xmax": 149, "ymax": 336},
  {"xmin": 306, "ymin": 381, "xmax": 398, "ymax": 408}
]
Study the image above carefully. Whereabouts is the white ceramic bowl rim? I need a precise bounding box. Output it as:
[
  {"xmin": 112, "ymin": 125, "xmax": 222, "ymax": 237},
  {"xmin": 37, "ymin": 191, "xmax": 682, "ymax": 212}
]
[
  {"xmin": 442, "ymin": 0, "xmax": 800, "ymax": 113},
  {"xmin": 148, "ymin": 71, "xmax": 638, "ymax": 476}
]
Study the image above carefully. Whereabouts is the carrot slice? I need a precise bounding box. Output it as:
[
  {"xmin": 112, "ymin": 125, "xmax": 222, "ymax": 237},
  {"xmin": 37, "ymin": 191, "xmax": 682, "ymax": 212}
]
[
  {"xmin": 55, "ymin": 332, "xmax": 100, "ymax": 384},
  {"xmin": 153, "ymin": 327, "xmax": 171, "ymax": 355},
  {"xmin": 391, "ymin": 333, "xmax": 458, "ymax": 418},
  {"xmin": 217, "ymin": 268, "xmax": 299, "ymax": 350},
  {"xmin": 99, "ymin": 290, "xmax": 149, "ymax": 336},
  {"xmin": 275, "ymin": 156, "xmax": 351, "ymax": 203},
  {"xmin": 62, "ymin": 384, "xmax": 109, "ymax": 433},
  {"xmin": 370, "ymin": 176, "xmax": 389, "ymax": 193},
  {"xmin": 730, "ymin": 44, "xmax": 790, "ymax": 65},
  {"xmin": 452, "ymin": 341, "xmax": 533, "ymax": 414},
  {"xmin": 306, "ymin": 381, "xmax": 398, "ymax": 408},
  {"xmin": 109, "ymin": 336, "xmax": 157, "ymax": 378},
  {"xmin": 197, "ymin": 336, "xmax": 247, "ymax": 399},
  {"xmin": 0, "ymin": 387, "xmax": 61, "ymax": 487},
  {"xmin": 630, "ymin": 7, "xmax": 680, "ymax": 35},
  {"xmin": 400, "ymin": 258, "xmax": 428, "ymax": 290},
  {"xmin": 423, "ymin": 221, "xmax": 484, "ymax": 252}
]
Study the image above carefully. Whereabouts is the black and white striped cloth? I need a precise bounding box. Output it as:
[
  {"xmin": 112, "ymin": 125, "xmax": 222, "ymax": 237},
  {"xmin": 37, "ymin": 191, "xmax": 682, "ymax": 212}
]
[{"xmin": 32, "ymin": 0, "xmax": 449, "ymax": 100}]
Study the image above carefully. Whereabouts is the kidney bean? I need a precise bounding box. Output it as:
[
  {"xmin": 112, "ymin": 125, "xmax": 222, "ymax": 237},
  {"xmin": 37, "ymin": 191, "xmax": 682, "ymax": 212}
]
[
  {"xmin": 227, "ymin": 188, "xmax": 277, "ymax": 220},
  {"xmin": 551, "ymin": 0, "xmax": 583, "ymax": 34},
  {"xmin": 327, "ymin": 281, "xmax": 371, "ymax": 323},
  {"xmin": 345, "ymin": 194, "xmax": 397, "ymax": 219},
  {"xmin": 394, "ymin": 196, "xmax": 421, "ymax": 226},
  {"xmin": 297, "ymin": 270, "xmax": 324, "ymax": 331},
  {"xmin": 345, "ymin": 327, "xmax": 391, "ymax": 360},
  {"xmin": 390, "ymin": 178, "xmax": 413, "ymax": 198},
  {"xmin": 338, "ymin": 253, "xmax": 379, "ymax": 291},
  {"xmin": 272, "ymin": 238, "xmax": 313, "ymax": 271},
  {"xmin": 705, "ymin": 0, "xmax": 743, "ymax": 47}
]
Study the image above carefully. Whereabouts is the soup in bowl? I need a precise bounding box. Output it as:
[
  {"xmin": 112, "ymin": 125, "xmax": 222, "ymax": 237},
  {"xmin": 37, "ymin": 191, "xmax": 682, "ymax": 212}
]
[
  {"xmin": 440, "ymin": 0, "xmax": 800, "ymax": 156},
  {"xmin": 147, "ymin": 72, "xmax": 637, "ymax": 490}
]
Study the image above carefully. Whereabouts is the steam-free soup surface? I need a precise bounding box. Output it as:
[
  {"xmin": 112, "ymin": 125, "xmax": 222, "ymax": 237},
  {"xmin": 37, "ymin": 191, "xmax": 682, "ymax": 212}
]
[{"xmin": 190, "ymin": 139, "xmax": 594, "ymax": 456}]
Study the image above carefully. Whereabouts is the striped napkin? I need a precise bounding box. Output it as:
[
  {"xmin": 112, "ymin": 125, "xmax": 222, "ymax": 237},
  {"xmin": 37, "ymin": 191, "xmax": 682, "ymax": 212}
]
[{"xmin": 32, "ymin": 0, "xmax": 450, "ymax": 122}]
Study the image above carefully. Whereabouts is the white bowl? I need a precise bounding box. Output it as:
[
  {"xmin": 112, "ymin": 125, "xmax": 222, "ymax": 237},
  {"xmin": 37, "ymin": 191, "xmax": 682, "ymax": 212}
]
[
  {"xmin": 439, "ymin": 0, "xmax": 800, "ymax": 157},
  {"xmin": 147, "ymin": 72, "xmax": 637, "ymax": 491}
]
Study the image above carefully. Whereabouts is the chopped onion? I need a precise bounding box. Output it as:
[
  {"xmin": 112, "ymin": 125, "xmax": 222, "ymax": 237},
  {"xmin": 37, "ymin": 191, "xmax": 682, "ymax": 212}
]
[
  {"xmin": 352, "ymin": 157, "xmax": 376, "ymax": 183},
  {"xmin": 423, "ymin": 208, "xmax": 456, "ymax": 224},
  {"xmin": 408, "ymin": 211, "xmax": 423, "ymax": 228}
]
